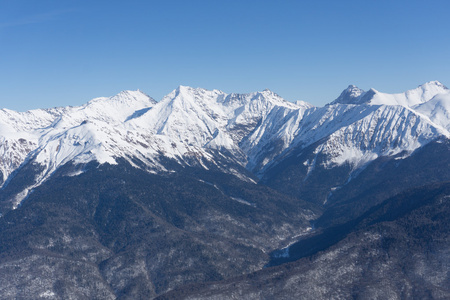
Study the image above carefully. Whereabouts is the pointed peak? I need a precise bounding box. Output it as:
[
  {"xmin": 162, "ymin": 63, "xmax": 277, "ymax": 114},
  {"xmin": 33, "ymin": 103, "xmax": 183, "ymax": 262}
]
[
  {"xmin": 331, "ymin": 85, "xmax": 366, "ymax": 105},
  {"xmin": 112, "ymin": 89, "xmax": 156, "ymax": 104},
  {"xmin": 259, "ymin": 88, "xmax": 282, "ymax": 98},
  {"xmin": 256, "ymin": 88, "xmax": 276, "ymax": 97},
  {"xmin": 418, "ymin": 80, "xmax": 448, "ymax": 90},
  {"xmin": 85, "ymin": 89, "xmax": 156, "ymax": 108},
  {"xmin": 254, "ymin": 88, "xmax": 286, "ymax": 99},
  {"xmin": 173, "ymin": 85, "xmax": 206, "ymax": 96},
  {"xmin": 115, "ymin": 89, "xmax": 147, "ymax": 97},
  {"xmin": 345, "ymin": 84, "xmax": 364, "ymax": 94},
  {"xmin": 176, "ymin": 85, "xmax": 191, "ymax": 92},
  {"xmin": 162, "ymin": 86, "xmax": 227, "ymax": 106},
  {"xmin": 171, "ymin": 85, "xmax": 226, "ymax": 98},
  {"xmin": 171, "ymin": 85, "xmax": 190, "ymax": 98},
  {"xmin": 116, "ymin": 90, "xmax": 132, "ymax": 95}
]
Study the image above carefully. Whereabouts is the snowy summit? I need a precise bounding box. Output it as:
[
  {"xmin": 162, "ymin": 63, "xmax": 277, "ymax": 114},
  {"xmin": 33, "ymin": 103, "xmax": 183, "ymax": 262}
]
[{"xmin": 0, "ymin": 82, "xmax": 449, "ymax": 208}]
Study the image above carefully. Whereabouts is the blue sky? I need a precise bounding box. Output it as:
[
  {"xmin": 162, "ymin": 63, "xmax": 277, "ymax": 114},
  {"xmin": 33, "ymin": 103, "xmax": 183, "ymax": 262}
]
[{"xmin": 1, "ymin": 0, "xmax": 449, "ymax": 111}]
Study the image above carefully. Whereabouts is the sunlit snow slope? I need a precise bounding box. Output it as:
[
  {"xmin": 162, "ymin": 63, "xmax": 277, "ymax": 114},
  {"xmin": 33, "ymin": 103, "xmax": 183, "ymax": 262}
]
[{"xmin": 0, "ymin": 81, "xmax": 449, "ymax": 208}]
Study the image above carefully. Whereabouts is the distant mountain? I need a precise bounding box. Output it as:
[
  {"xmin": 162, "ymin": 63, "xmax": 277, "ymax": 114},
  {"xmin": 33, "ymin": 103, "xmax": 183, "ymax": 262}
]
[
  {"xmin": 0, "ymin": 81, "xmax": 449, "ymax": 299},
  {"xmin": 0, "ymin": 87, "xmax": 304, "ymax": 212},
  {"xmin": 260, "ymin": 81, "xmax": 450, "ymax": 225},
  {"xmin": 1, "ymin": 81, "xmax": 448, "ymax": 212}
]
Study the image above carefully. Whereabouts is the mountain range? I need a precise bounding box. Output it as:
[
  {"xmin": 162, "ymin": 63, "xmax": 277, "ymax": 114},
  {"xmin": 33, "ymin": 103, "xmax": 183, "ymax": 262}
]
[{"xmin": 0, "ymin": 81, "xmax": 449, "ymax": 299}]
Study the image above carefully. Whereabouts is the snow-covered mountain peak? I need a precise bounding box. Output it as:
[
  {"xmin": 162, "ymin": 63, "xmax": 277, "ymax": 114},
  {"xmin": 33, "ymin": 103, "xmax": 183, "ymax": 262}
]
[
  {"xmin": 61, "ymin": 90, "xmax": 157, "ymax": 126},
  {"xmin": 87, "ymin": 89, "xmax": 156, "ymax": 108},
  {"xmin": 331, "ymin": 81, "xmax": 449, "ymax": 108},
  {"xmin": 331, "ymin": 85, "xmax": 366, "ymax": 105},
  {"xmin": 163, "ymin": 86, "xmax": 227, "ymax": 106},
  {"xmin": 173, "ymin": 85, "xmax": 196, "ymax": 96},
  {"xmin": 1, "ymin": 82, "xmax": 449, "ymax": 210},
  {"xmin": 259, "ymin": 88, "xmax": 279, "ymax": 98},
  {"xmin": 346, "ymin": 84, "xmax": 364, "ymax": 96},
  {"xmin": 369, "ymin": 81, "xmax": 448, "ymax": 107},
  {"xmin": 112, "ymin": 89, "xmax": 156, "ymax": 104},
  {"xmin": 418, "ymin": 80, "xmax": 448, "ymax": 91}
]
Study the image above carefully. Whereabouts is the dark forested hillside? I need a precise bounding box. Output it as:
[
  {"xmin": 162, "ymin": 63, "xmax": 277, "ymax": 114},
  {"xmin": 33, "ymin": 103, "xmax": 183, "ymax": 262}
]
[
  {"xmin": 157, "ymin": 182, "xmax": 450, "ymax": 300},
  {"xmin": 0, "ymin": 160, "xmax": 317, "ymax": 299}
]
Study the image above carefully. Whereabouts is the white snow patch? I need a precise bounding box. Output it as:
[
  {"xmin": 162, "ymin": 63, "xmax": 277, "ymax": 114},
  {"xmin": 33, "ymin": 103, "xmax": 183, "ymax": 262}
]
[
  {"xmin": 230, "ymin": 197, "xmax": 256, "ymax": 207},
  {"xmin": 39, "ymin": 290, "xmax": 56, "ymax": 298}
]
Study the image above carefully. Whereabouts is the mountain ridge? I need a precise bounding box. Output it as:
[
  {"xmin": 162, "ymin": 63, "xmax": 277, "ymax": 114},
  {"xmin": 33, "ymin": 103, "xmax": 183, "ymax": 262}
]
[
  {"xmin": 0, "ymin": 81, "xmax": 449, "ymax": 211},
  {"xmin": 0, "ymin": 81, "xmax": 449, "ymax": 299}
]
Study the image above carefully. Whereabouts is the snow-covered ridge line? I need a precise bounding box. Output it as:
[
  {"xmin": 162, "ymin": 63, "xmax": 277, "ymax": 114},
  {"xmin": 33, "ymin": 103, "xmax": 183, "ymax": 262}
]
[
  {"xmin": 0, "ymin": 82, "xmax": 449, "ymax": 208},
  {"xmin": 332, "ymin": 81, "xmax": 449, "ymax": 107}
]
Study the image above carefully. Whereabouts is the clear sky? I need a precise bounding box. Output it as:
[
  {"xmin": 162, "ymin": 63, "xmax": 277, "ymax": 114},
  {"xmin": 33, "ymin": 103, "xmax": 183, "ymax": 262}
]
[{"xmin": 1, "ymin": 0, "xmax": 449, "ymax": 111}]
